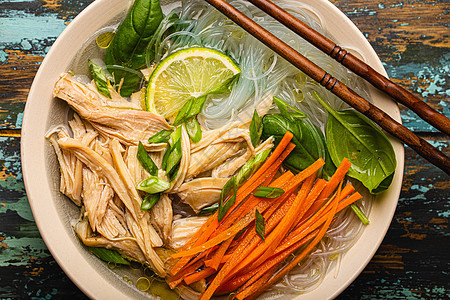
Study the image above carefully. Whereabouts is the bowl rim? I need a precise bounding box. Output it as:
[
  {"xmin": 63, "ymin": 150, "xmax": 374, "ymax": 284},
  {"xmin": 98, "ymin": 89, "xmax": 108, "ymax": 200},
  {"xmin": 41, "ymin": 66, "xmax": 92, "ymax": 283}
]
[{"xmin": 21, "ymin": 0, "xmax": 404, "ymax": 299}]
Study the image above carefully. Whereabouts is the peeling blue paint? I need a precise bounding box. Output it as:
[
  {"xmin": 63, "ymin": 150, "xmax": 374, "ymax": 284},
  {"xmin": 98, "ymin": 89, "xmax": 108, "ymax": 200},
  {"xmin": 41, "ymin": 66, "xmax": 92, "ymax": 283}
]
[{"xmin": 0, "ymin": 50, "xmax": 8, "ymax": 62}]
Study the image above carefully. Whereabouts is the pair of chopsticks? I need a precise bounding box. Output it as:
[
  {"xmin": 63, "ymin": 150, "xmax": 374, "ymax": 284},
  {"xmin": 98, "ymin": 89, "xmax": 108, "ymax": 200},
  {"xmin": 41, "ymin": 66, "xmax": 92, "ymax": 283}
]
[{"xmin": 204, "ymin": 0, "xmax": 450, "ymax": 174}]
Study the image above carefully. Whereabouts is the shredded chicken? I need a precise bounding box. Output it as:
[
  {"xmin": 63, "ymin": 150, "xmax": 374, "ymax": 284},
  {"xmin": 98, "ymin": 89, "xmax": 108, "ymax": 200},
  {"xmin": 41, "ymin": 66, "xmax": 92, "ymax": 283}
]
[
  {"xmin": 177, "ymin": 178, "xmax": 229, "ymax": 212},
  {"xmin": 169, "ymin": 216, "xmax": 209, "ymax": 249},
  {"xmin": 54, "ymin": 73, "xmax": 171, "ymax": 150}
]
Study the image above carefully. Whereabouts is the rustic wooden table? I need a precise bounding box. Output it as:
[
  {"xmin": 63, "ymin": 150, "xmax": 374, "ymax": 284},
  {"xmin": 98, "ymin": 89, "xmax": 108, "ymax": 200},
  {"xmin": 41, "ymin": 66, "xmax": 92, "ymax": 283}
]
[{"xmin": 0, "ymin": 0, "xmax": 448, "ymax": 299}]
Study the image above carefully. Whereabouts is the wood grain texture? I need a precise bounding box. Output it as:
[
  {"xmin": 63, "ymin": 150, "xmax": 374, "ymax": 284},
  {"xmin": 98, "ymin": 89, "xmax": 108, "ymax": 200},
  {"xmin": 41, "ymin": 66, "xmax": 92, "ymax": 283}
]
[{"xmin": 0, "ymin": 0, "xmax": 448, "ymax": 299}]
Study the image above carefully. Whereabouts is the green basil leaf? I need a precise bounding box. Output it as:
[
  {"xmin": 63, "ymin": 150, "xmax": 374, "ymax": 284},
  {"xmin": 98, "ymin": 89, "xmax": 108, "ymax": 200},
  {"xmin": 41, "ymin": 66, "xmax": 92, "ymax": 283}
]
[
  {"xmin": 141, "ymin": 193, "xmax": 161, "ymax": 210},
  {"xmin": 148, "ymin": 129, "xmax": 173, "ymax": 143},
  {"xmin": 185, "ymin": 118, "xmax": 202, "ymax": 143},
  {"xmin": 249, "ymin": 110, "xmax": 262, "ymax": 147},
  {"xmin": 253, "ymin": 186, "xmax": 284, "ymax": 199},
  {"xmin": 218, "ymin": 176, "xmax": 237, "ymax": 222},
  {"xmin": 255, "ymin": 209, "xmax": 265, "ymax": 242},
  {"xmin": 313, "ymin": 91, "xmax": 396, "ymax": 194},
  {"xmin": 137, "ymin": 141, "xmax": 158, "ymax": 176},
  {"xmin": 198, "ymin": 203, "xmax": 219, "ymax": 215},
  {"xmin": 88, "ymin": 60, "xmax": 111, "ymax": 98},
  {"xmin": 137, "ymin": 176, "xmax": 170, "ymax": 194},
  {"xmin": 273, "ymin": 96, "xmax": 307, "ymax": 121},
  {"xmin": 165, "ymin": 139, "xmax": 182, "ymax": 175},
  {"xmin": 87, "ymin": 247, "xmax": 130, "ymax": 265},
  {"xmin": 105, "ymin": 0, "xmax": 163, "ymax": 96}
]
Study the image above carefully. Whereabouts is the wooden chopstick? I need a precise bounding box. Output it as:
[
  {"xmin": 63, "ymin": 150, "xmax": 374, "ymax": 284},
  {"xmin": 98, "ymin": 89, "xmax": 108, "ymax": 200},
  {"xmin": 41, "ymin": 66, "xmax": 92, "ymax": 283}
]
[
  {"xmin": 247, "ymin": 0, "xmax": 450, "ymax": 136},
  {"xmin": 203, "ymin": 0, "xmax": 450, "ymax": 174}
]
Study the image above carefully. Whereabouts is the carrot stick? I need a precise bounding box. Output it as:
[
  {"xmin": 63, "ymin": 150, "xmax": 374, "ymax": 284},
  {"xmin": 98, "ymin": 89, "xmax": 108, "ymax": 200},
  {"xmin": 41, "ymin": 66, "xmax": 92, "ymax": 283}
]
[
  {"xmin": 216, "ymin": 230, "xmax": 316, "ymax": 295},
  {"xmin": 170, "ymin": 135, "xmax": 294, "ymax": 276},
  {"xmin": 204, "ymin": 237, "xmax": 233, "ymax": 270},
  {"xmin": 237, "ymin": 175, "xmax": 316, "ymax": 272},
  {"xmin": 303, "ymin": 158, "xmax": 351, "ymax": 218},
  {"xmin": 183, "ymin": 267, "xmax": 217, "ymax": 285},
  {"xmin": 167, "ymin": 260, "xmax": 204, "ymax": 289},
  {"xmin": 221, "ymin": 193, "xmax": 297, "ymax": 282},
  {"xmin": 238, "ymin": 131, "xmax": 293, "ymax": 194},
  {"xmin": 249, "ymin": 185, "xmax": 341, "ymax": 299},
  {"xmin": 173, "ymin": 167, "xmax": 297, "ymax": 259}
]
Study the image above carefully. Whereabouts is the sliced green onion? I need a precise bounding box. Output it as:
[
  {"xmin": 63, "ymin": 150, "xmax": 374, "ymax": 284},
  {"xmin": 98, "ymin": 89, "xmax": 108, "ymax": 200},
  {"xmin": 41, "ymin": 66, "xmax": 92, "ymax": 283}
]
[
  {"xmin": 88, "ymin": 59, "xmax": 111, "ymax": 98},
  {"xmin": 274, "ymin": 96, "xmax": 307, "ymax": 121},
  {"xmin": 87, "ymin": 246, "xmax": 130, "ymax": 265},
  {"xmin": 137, "ymin": 141, "xmax": 158, "ymax": 176},
  {"xmin": 255, "ymin": 209, "xmax": 265, "ymax": 242},
  {"xmin": 218, "ymin": 176, "xmax": 237, "ymax": 222},
  {"xmin": 167, "ymin": 126, "xmax": 182, "ymax": 148},
  {"xmin": 173, "ymin": 98, "xmax": 193, "ymax": 126},
  {"xmin": 185, "ymin": 117, "xmax": 202, "ymax": 143},
  {"xmin": 254, "ymin": 186, "xmax": 285, "ymax": 199},
  {"xmin": 235, "ymin": 149, "xmax": 271, "ymax": 186},
  {"xmin": 185, "ymin": 95, "xmax": 207, "ymax": 120},
  {"xmin": 351, "ymin": 204, "xmax": 370, "ymax": 225},
  {"xmin": 165, "ymin": 139, "xmax": 182, "ymax": 176},
  {"xmin": 141, "ymin": 193, "xmax": 161, "ymax": 211},
  {"xmin": 249, "ymin": 109, "xmax": 262, "ymax": 147},
  {"xmin": 137, "ymin": 176, "xmax": 170, "ymax": 194},
  {"xmin": 161, "ymin": 144, "xmax": 171, "ymax": 170},
  {"xmin": 148, "ymin": 129, "xmax": 173, "ymax": 143},
  {"xmin": 198, "ymin": 203, "xmax": 219, "ymax": 215}
]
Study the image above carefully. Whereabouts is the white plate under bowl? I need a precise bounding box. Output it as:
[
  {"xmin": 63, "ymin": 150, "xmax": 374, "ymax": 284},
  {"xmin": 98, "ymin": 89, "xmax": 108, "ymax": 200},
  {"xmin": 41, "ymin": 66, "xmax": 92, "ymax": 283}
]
[{"xmin": 21, "ymin": 0, "xmax": 404, "ymax": 299}]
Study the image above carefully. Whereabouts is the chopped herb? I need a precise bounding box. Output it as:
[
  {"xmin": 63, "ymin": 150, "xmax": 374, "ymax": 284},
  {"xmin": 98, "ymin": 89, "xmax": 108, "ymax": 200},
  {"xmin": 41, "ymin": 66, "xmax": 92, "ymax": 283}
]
[
  {"xmin": 350, "ymin": 204, "xmax": 370, "ymax": 225},
  {"xmin": 199, "ymin": 203, "xmax": 219, "ymax": 215},
  {"xmin": 165, "ymin": 139, "xmax": 182, "ymax": 176},
  {"xmin": 137, "ymin": 141, "xmax": 158, "ymax": 176},
  {"xmin": 88, "ymin": 60, "xmax": 111, "ymax": 98},
  {"xmin": 185, "ymin": 117, "xmax": 202, "ymax": 143},
  {"xmin": 254, "ymin": 186, "xmax": 285, "ymax": 199},
  {"xmin": 141, "ymin": 193, "xmax": 161, "ymax": 210},
  {"xmin": 137, "ymin": 176, "xmax": 170, "ymax": 194},
  {"xmin": 255, "ymin": 209, "xmax": 265, "ymax": 242},
  {"xmin": 148, "ymin": 129, "xmax": 173, "ymax": 143},
  {"xmin": 249, "ymin": 109, "xmax": 262, "ymax": 147},
  {"xmin": 218, "ymin": 176, "xmax": 237, "ymax": 222}
]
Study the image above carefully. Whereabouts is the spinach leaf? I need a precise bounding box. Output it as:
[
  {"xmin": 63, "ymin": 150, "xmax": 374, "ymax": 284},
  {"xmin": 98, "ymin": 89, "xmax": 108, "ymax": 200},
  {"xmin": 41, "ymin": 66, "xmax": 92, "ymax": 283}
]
[
  {"xmin": 87, "ymin": 247, "xmax": 130, "ymax": 265},
  {"xmin": 261, "ymin": 114, "xmax": 335, "ymax": 178},
  {"xmin": 313, "ymin": 91, "xmax": 396, "ymax": 194},
  {"xmin": 105, "ymin": 0, "xmax": 163, "ymax": 96},
  {"xmin": 88, "ymin": 60, "xmax": 111, "ymax": 98}
]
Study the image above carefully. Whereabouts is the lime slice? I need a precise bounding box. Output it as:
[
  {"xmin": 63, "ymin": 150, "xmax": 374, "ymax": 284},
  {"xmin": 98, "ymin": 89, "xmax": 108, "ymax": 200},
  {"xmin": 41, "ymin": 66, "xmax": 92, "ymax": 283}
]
[{"xmin": 145, "ymin": 47, "xmax": 240, "ymax": 119}]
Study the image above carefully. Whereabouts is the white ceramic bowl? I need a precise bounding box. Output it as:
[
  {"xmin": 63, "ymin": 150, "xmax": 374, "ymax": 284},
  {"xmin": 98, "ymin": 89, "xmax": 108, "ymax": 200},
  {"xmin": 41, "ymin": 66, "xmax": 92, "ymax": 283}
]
[{"xmin": 21, "ymin": 0, "xmax": 404, "ymax": 299}]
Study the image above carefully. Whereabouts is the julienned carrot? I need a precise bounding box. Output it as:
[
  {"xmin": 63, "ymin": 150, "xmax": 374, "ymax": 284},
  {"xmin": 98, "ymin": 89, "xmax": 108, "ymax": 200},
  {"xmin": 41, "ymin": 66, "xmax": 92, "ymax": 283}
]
[
  {"xmin": 303, "ymin": 158, "xmax": 351, "ymax": 219},
  {"xmin": 221, "ymin": 193, "xmax": 297, "ymax": 282},
  {"xmin": 167, "ymin": 260, "xmax": 204, "ymax": 289},
  {"xmin": 216, "ymin": 230, "xmax": 317, "ymax": 295},
  {"xmin": 183, "ymin": 267, "xmax": 217, "ymax": 285},
  {"xmin": 238, "ymin": 131, "xmax": 293, "ymax": 193},
  {"xmin": 216, "ymin": 171, "xmax": 294, "ymax": 234},
  {"xmin": 204, "ymin": 237, "xmax": 233, "ymax": 270},
  {"xmin": 246, "ymin": 185, "xmax": 341, "ymax": 299},
  {"xmin": 236, "ymin": 175, "xmax": 316, "ymax": 273},
  {"xmin": 170, "ymin": 133, "xmax": 294, "ymax": 276},
  {"xmin": 172, "ymin": 171, "xmax": 295, "ymax": 259}
]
